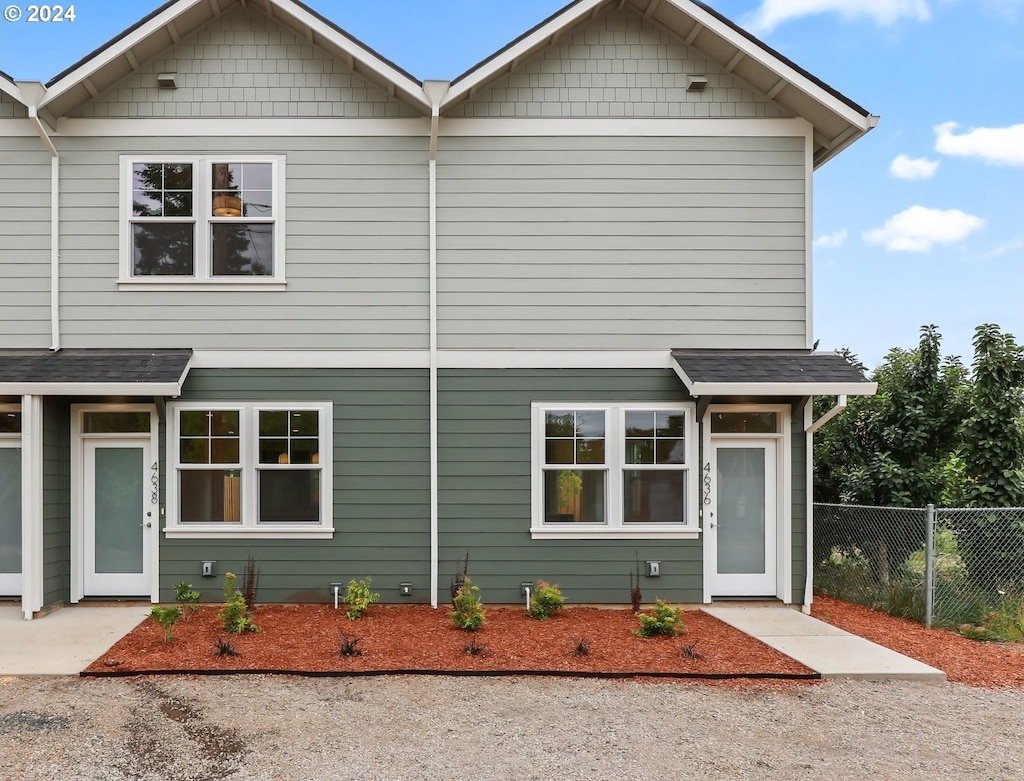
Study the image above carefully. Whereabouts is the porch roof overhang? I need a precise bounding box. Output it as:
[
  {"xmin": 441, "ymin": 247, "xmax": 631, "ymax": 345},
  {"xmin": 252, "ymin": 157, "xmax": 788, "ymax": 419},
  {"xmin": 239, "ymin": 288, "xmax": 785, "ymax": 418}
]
[
  {"xmin": 0, "ymin": 348, "xmax": 193, "ymax": 396},
  {"xmin": 671, "ymin": 348, "xmax": 876, "ymax": 397}
]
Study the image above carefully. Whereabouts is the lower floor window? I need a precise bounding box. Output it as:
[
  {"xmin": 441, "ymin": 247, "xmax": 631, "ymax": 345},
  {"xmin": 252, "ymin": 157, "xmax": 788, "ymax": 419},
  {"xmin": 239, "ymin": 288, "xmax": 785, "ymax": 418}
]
[
  {"xmin": 168, "ymin": 402, "xmax": 331, "ymax": 532},
  {"xmin": 532, "ymin": 402, "xmax": 696, "ymax": 536}
]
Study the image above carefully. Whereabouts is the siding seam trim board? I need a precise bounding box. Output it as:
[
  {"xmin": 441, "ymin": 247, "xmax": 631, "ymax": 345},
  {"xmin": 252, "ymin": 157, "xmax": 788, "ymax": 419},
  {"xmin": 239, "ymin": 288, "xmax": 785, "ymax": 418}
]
[{"xmin": 0, "ymin": 117, "xmax": 811, "ymax": 138}]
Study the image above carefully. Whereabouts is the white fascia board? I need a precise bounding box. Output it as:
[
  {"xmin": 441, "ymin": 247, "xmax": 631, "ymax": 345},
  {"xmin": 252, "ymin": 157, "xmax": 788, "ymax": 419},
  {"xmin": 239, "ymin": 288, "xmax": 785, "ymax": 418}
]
[
  {"xmin": 189, "ymin": 350, "xmax": 675, "ymax": 370},
  {"xmin": 274, "ymin": 0, "xmax": 428, "ymax": 110},
  {"xmin": 668, "ymin": 0, "xmax": 872, "ymax": 130},
  {"xmin": 54, "ymin": 117, "xmax": 430, "ymax": 137},
  {"xmin": 0, "ymin": 382, "xmax": 185, "ymax": 396},
  {"xmin": 441, "ymin": 0, "xmax": 606, "ymax": 110},
  {"xmin": 39, "ymin": 0, "xmax": 208, "ymax": 111},
  {"xmin": 0, "ymin": 76, "xmax": 26, "ymax": 106},
  {"xmin": 687, "ymin": 381, "xmax": 877, "ymax": 396},
  {"xmin": 441, "ymin": 116, "xmax": 810, "ymax": 138}
]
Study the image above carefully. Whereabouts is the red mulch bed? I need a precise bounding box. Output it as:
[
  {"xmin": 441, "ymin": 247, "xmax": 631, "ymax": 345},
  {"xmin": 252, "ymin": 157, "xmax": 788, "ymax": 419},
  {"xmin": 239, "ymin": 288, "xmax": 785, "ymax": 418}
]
[
  {"xmin": 812, "ymin": 594, "xmax": 1024, "ymax": 688},
  {"xmin": 84, "ymin": 603, "xmax": 813, "ymax": 684}
]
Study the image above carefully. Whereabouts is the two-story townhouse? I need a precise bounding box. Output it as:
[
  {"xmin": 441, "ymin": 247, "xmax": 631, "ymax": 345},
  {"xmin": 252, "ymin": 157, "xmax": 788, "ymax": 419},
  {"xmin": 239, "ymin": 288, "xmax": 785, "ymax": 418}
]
[{"xmin": 0, "ymin": 0, "xmax": 876, "ymax": 619}]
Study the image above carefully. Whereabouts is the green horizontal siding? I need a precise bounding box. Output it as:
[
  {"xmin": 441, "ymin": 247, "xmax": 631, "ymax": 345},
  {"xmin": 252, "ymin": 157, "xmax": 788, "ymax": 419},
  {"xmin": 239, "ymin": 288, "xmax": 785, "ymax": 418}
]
[{"xmin": 158, "ymin": 369, "xmax": 431, "ymax": 603}]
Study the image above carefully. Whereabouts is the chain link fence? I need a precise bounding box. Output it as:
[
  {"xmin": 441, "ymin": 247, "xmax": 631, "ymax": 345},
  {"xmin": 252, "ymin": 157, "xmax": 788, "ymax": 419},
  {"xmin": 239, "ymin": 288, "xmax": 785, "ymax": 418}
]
[{"xmin": 814, "ymin": 503, "xmax": 1024, "ymax": 639}]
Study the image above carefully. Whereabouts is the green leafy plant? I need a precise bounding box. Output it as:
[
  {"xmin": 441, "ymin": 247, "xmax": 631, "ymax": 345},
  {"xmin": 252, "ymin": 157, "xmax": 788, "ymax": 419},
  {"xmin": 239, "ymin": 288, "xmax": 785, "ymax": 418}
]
[
  {"xmin": 451, "ymin": 577, "xmax": 485, "ymax": 631},
  {"xmin": 344, "ymin": 577, "xmax": 381, "ymax": 620},
  {"xmin": 149, "ymin": 605, "xmax": 183, "ymax": 643},
  {"xmin": 339, "ymin": 635, "xmax": 362, "ymax": 657},
  {"xmin": 174, "ymin": 581, "xmax": 201, "ymax": 620},
  {"xmin": 214, "ymin": 637, "xmax": 239, "ymax": 657},
  {"xmin": 528, "ymin": 580, "xmax": 566, "ymax": 620},
  {"xmin": 219, "ymin": 572, "xmax": 259, "ymax": 634},
  {"xmin": 634, "ymin": 598, "xmax": 685, "ymax": 637}
]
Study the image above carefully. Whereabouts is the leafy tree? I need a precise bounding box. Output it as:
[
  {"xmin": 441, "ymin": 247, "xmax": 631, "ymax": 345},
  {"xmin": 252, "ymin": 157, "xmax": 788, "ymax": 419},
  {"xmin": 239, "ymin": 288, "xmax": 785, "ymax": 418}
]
[{"xmin": 814, "ymin": 325, "xmax": 969, "ymax": 506}]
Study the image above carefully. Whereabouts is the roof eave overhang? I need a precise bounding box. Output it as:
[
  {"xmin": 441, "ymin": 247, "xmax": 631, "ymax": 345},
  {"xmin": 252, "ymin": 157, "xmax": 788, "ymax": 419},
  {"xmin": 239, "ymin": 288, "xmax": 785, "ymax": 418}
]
[
  {"xmin": 38, "ymin": 0, "xmax": 429, "ymax": 118},
  {"xmin": 682, "ymin": 381, "xmax": 878, "ymax": 397},
  {"xmin": 0, "ymin": 73, "xmax": 26, "ymax": 107}
]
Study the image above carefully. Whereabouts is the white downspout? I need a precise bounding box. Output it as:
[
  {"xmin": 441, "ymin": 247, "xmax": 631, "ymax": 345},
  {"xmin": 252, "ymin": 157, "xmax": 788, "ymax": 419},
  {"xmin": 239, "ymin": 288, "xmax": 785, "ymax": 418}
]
[
  {"xmin": 27, "ymin": 105, "xmax": 60, "ymax": 351},
  {"xmin": 422, "ymin": 81, "xmax": 449, "ymax": 609},
  {"xmin": 20, "ymin": 395, "xmax": 44, "ymax": 620},
  {"xmin": 802, "ymin": 394, "xmax": 848, "ymax": 613}
]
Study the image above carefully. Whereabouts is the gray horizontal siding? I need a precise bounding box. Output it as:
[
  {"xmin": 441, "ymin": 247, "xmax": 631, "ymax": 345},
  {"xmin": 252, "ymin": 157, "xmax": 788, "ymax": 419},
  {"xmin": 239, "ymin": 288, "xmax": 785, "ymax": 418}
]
[
  {"xmin": 446, "ymin": 7, "xmax": 792, "ymax": 120},
  {"xmin": 159, "ymin": 368, "xmax": 431, "ymax": 603},
  {"xmin": 0, "ymin": 138, "xmax": 52, "ymax": 347},
  {"xmin": 70, "ymin": 6, "xmax": 420, "ymax": 119},
  {"xmin": 437, "ymin": 135, "xmax": 808, "ymax": 351},
  {"xmin": 54, "ymin": 135, "xmax": 429, "ymax": 350},
  {"xmin": 438, "ymin": 368, "xmax": 703, "ymax": 605},
  {"xmin": 0, "ymin": 94, "xmax": 27, "ymax": 119}
]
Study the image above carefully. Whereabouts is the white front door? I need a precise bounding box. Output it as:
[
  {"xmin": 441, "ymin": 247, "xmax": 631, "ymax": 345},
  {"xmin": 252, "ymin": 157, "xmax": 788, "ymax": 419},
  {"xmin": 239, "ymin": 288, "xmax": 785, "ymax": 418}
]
[
  {"xmin": 0, "ymin": 444, "xmax": 21, "ymax": 595},
  {"xmin": 84, "ymin": 438, "xmax": 153, "ymax": 596},
  {"xmin": 708, "ymin": 439, "xmax": 777, "ymax": 596}
]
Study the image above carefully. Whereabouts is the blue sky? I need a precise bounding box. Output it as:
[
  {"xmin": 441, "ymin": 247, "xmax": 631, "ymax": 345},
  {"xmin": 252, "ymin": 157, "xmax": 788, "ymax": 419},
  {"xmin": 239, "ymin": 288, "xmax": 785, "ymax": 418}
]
[{"xmin": 0, "ymin": 0, "xmax": 1021, "ymax": 370}]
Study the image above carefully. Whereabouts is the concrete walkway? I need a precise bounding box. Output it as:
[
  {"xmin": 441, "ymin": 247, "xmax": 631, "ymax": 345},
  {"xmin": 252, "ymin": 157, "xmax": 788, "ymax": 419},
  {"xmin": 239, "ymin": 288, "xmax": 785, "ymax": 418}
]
[
  {"xmin": 703, "ymin": 605, "xmax": 946, "ymax": 681},
  {"xmin": 0, "ymin": 604, "xmax": 149, "ymax": 676}
]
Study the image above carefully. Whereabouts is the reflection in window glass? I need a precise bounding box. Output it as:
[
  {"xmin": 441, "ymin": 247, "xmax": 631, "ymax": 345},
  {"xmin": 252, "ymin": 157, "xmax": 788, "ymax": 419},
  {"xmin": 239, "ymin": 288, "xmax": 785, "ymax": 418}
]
[
  {"xmin": 83, "ymin": 411, "xmax": 151, "ymax": 434},
  {"xmin": 0, "ymin": 411, "xmax": 21, "ymax": 435},
  {"xmin": 543, "ymin": 469, "xmax": 605, "ymax": 523},
  {"xmin": 711, "ymin": 412, "xmax": 778, "ymax": 434},
  {"xmin": 212, "ymin": 223, "xmax": 273, "ymax": 276},
  {"xmin": 624, "ymin": 470, "xmax": 686, "ymax": 523},
  {"xmin": 180, "ymin": 469, "xmax": 241, "ymax": 523}
]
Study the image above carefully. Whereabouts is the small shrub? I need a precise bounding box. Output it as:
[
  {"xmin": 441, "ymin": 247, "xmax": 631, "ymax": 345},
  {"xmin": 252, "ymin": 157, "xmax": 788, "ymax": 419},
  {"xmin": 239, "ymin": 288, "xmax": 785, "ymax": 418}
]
[
  {"xmin": 680, "ymin": 641, "xmax": 704, "ymax": 660},
  {"xmin": 149, "ymin": 605, "xmax": 182, "ymax": 643},
  {"xmin": 339, "ymin": 635, "xmax": 362, "ymax": 657},
  {"xmin": 242, "ymin": 555, "xmax": 260, "ymax": 610},
  {"xmin": 344, "ymin": 577, "xmax": 381, "ymax": 620},
  {"xmin": 219, "ymin": 572, "xmax": 259, "ymax": 634},
  {"xmin": 451, "ymin": 577, "xmax": 485, "ymax": 631},
  {"xmin": 630, "ymin": 553, "xmax": 642, "ymax": 613},
  {"xmin": 634, "ymin": 598, "xmax": 685, "ymax": 637},
  {"xmin": 528, "ymin": 580, "xmax": 566, "ymax": 620},
  {"xmin": 174, "ymin": 581, "xmax": 201, "ymax": 620},
  {"xmin": 569, "ymin": 637, "xmax": 590, "ymax": 657},
  {"xmin": 214, "ymin": 637, "xmax": 239, "ymax": 657},
  {"xmin": 463, "ymin": 637, "xmax": 487, "ymax": 656}
]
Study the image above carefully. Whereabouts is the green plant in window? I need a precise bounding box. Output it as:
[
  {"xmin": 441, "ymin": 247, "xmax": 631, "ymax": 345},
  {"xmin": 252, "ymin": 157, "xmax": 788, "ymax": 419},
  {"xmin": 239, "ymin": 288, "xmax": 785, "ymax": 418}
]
[
  {"xmin": 451, "ymin": 577, "xmax": 486, "ymax": 631},
  {"xmin": 343, "ymin": 577, "xmax": 380, "ymax": 620}
]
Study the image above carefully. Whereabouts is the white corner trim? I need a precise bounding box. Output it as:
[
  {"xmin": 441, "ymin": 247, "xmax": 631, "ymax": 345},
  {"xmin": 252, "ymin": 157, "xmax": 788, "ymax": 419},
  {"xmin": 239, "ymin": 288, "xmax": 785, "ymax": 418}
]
[{"xmin": 20, "ymin": 395, "xmax": 44, "ymax": 619}]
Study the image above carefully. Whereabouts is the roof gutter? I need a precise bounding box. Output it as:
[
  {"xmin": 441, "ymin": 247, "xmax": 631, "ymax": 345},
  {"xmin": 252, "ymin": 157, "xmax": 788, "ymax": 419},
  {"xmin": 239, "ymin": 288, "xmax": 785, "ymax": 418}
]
[
  {"xmin": 26, "ymin": 104, "xmax": 60, "ymax": 351},
  {"xmin": 422, "ymin": 80, "xmax": 449, "ymax": 609}
]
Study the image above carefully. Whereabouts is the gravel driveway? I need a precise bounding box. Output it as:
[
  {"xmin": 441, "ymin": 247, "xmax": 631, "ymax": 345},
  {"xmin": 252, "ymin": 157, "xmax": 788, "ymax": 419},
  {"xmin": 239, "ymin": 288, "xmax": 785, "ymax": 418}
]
[{"xmin": 2, "ymin": 675, "xmax": 1022, "ymax": 780}]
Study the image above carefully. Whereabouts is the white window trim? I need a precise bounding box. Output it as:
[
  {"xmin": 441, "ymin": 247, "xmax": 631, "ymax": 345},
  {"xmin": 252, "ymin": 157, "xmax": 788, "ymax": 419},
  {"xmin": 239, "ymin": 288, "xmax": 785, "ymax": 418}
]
[
  {"xmin": 164, "ymin": 401, "xmax": 333, "ymax": 539},
  {"xmin": 118, "ymin": 155, "xmax": 286, "ymax": 288},
  {"xmin": 531, "ymin": 401, "xmax": 699, "ymax": 540}
]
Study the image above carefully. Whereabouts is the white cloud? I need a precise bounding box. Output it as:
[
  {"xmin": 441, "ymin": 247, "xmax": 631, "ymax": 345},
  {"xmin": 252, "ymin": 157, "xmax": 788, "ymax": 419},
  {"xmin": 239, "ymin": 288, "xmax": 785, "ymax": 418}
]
[
  {"xmin": 814, "ymin": 229, "xmax": 848, "ymax": 249},
  {"xmin": 934, "ymin": 122, "xmax": 1024, "ymax": 167},
  {"xmin": 889, "ymin": 154, "xmax": 939, "ymax": 179},
  {"xmin": 864, "ymin": 206, "xmax": 985, "ymax": 252},
  {"xmin": 746, "ymin": 0, "xmax": 931, "ymax": 34}
]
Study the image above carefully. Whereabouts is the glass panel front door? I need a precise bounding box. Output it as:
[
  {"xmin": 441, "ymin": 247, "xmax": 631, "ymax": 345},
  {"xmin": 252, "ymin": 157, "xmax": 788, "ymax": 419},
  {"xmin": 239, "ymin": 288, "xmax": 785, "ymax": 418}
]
[
  {"xmin": 0, "ymin": 446, "xmax": 22, "ymax": 595},
  {"xmin": 710, "ymin": 439, "xmax": 777, "ymax": 596},
  {"xmin": 84, "ymin": 439, "xmax": 152, "ymax": 596}
]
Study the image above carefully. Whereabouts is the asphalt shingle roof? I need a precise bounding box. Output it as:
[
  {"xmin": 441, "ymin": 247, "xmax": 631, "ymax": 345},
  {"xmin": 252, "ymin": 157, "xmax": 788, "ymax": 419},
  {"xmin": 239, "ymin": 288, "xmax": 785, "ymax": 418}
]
[
  {"xmin": 0, "ymin": 348, "xmax": 192, "ymax": 385},
  {"xmin": 671, "ymin": 349, "xmax": 870, "ymax": 386}
]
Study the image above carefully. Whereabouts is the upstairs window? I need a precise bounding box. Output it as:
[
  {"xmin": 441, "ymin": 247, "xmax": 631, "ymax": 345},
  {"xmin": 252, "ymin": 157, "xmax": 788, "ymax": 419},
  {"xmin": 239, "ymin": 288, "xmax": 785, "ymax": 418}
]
[{"xmin": 121, "ymin": 156, "xmax": 284, "ymax": 285}]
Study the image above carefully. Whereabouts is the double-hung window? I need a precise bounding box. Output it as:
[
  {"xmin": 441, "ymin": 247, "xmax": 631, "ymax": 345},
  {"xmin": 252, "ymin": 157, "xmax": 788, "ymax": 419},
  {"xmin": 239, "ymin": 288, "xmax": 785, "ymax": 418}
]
[
  {"xmin": 121, "ymin": 156, "xmax": 284, "ymax": 286},
  {"xmin": 531, "ymin": 402, "xmax": 697, "ymax": 539},
  {"xmin": 165, "ymin": 402, "xmax": 332, "ymax": 538}
]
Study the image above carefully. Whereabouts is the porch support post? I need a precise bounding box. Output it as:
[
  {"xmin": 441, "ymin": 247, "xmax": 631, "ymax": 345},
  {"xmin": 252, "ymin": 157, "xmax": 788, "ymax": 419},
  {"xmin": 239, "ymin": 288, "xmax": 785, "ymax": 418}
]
[{"xmin": 20, "ymin": 394, "xmax": 44, "ymax": 620}]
